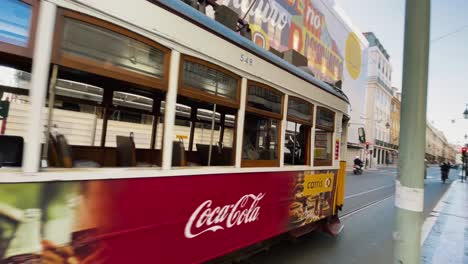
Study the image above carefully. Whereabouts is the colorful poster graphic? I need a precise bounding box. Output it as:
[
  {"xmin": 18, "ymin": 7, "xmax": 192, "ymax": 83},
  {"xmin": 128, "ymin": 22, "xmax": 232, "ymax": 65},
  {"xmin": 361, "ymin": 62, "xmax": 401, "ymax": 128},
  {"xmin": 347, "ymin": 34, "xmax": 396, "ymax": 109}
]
[
  {"xmin": 289, "ymin": 171, "xmax": 336, "ymax": 228},
  {"xmin": 0, "ymin": 171, "xmax": 338, "ymax": 263},
  {"xmin": 221, "ymin": 0, "xmax": 365, "ymax": 83}
]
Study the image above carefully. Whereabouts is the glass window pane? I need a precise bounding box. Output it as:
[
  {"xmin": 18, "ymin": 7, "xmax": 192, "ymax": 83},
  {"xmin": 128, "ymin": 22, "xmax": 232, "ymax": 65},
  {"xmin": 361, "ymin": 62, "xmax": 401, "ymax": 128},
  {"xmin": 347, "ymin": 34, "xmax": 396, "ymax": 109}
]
[
  {"xmin": 112, "ymin": 91, "xmax": 152, "ymax": 112},
  {"xmin": 288, "ymin": 98, "xmax": 312, "ymax": 121},
  {"xmin": 314, "ymin": 129, "xmax": 332, "ymax": 165},
  {"xmin": 62, "ymin": 18, "xmax": 165, "ymax": 78},
  {"xmin": 247, "ymin": 85, "xmax": 282, "ymax": 114},
  {"xmin": 182, "ymin": 61, "xmax": 238, "ymax": 100},
  {"xmin": 284, "ymin": 121, "xmax": 309, "ymax": 165},
  {"xmin": 105, "ymin": 109, "xmax": 154, "ymax": 149},
  {"xmin": 56, "ymin": 79, "xmax": 103, "ymax": 103},
  {"xmin": 0, "ymin": 0, "xmax": 32, "ymax": 47},
  {"xmin": 243, "ymin": 114, "xmax": 278, "ymax": 160},
  {"xmin": 316, "ymin": 107, "xmax": 334, "ymax": 130}
]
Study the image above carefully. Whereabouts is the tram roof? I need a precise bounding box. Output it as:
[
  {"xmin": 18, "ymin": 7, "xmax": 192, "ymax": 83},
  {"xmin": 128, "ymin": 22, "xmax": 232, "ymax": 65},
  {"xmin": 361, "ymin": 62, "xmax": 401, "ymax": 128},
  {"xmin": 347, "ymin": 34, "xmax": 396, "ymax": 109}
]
[{"xmin": 156, "ymin": 0, "xmax": 350, "ymax": 104}]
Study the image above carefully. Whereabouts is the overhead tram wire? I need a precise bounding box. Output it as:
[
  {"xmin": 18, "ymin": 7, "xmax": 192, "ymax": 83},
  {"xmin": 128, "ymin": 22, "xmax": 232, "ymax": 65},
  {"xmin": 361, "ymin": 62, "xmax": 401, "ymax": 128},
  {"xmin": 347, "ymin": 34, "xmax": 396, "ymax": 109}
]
[{"xmin": 431, "ymin": 24, "xmax": 468, "ymax": 43}]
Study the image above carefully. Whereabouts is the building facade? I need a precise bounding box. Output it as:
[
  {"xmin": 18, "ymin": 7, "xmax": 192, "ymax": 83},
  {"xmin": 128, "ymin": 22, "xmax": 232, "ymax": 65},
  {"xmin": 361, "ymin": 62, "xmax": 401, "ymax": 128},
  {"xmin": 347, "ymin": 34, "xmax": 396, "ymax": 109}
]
[
  {"xmin": 425, "ymin": 123, "xmax": 457, "ymax": 164},
  {"xmin": 362, "ymin": 32, "xmax": 396, "ymax": 167},
  {"xmin": 389, "ymin": 87, "xmax": 401, "ymax": 164}
]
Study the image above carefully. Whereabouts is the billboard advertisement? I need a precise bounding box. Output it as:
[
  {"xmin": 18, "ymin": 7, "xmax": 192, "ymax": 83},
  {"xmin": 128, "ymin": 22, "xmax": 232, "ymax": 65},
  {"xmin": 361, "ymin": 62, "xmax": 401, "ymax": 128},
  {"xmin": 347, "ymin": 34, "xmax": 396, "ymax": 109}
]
[
  {"xmin": 221, "ymin": 0, "xmax": 369, "ymax": 144},
  {"xmin": 0, "ymin": 171, "xmax": 338, "ymax": 264}
]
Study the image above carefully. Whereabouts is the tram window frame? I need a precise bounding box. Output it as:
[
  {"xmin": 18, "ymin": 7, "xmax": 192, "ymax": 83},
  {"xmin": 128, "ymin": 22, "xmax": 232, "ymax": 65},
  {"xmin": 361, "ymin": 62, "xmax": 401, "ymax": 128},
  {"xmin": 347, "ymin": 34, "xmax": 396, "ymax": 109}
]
[
  {"xmin": 0, "ymin": 0, "xmax": 39, "ymax": 59},
  {"xmin": 52, "ymin": 9, "xmax": 171, "ymax": 92},
  {"xmin": 313, "ymin": 106, "xmax": 335, "ymax": 167},
  {"xmin": 284, "ymin": 96, "xmax": 313, "ymax": 166},
  {"xmin": 178, "ymin": 55, "xmax": 241, "ymax": 109},
  {"xmin": 173, "ymin": 56, "xmax": 241, "ymax": 167},
  {"xmin": 242, "ymin": 81, "xmax": 284, "ymax": 168}
]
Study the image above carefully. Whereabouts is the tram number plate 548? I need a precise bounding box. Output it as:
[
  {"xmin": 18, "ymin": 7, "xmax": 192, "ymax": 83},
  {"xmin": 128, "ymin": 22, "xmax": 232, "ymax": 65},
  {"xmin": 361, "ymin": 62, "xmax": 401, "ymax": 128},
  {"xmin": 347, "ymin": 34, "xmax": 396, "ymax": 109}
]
[{"xmin": 240, "ymin": 54, "xmax": 253, "ymax": 66}]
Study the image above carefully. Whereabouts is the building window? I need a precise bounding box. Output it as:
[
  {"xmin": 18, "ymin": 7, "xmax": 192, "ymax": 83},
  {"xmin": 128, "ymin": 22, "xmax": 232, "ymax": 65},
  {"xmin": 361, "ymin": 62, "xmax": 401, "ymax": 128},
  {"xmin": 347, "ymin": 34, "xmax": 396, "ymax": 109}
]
[
  {"xmin": 242, "ymin": 82, "xmax": 283, "ymax": 167},
  {"xmin": 314, "ymin": 107, "xmax": 334, "ymax": 166}
]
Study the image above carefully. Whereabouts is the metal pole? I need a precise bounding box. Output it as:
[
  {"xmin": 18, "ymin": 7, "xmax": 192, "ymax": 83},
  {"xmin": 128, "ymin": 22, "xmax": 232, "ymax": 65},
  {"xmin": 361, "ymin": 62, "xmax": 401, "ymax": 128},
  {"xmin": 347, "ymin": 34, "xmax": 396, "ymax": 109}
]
[
  {"xmin": 42, "ymin": 65, "xmax": 58, "ymax": 166},
  {"xmin": 207, "ymin": 104, "xmax": 217, "ymax": 166},
  {"xmin": 393, "ymin": 0, "xmax": 430, "ymax": 263},
  {"xmin": 161, "ymin": 51, "xmax": 181, "ymax": 170}
]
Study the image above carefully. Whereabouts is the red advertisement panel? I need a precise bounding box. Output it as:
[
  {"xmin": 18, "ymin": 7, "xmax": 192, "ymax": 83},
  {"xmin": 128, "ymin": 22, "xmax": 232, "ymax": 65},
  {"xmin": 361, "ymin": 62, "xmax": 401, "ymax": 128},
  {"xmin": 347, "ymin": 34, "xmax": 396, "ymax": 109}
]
[{"xmin": 0, "ymin": 170, "xmax": 337, "ymax": 264}]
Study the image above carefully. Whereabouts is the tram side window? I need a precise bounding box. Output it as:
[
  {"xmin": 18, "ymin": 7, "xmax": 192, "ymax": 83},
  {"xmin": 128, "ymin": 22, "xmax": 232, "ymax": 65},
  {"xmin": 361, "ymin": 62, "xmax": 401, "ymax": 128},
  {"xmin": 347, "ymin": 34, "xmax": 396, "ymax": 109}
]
[
  {"xmin": 242, "ymin": 82, "xmax": 283, "ymax": 167},
  {"xmin": 43, "ymin": 67, "xmax": 165, "ymax": 168},
  {"xmin": 0, "ymin": 0, "xmax": 33, "ymax": 48},
  {"xmin": 105, "ymin": 91, "xmax": 155, "ymax": 149},
  {"xmin": 174, "ymin": 56, "xmax": 240, "ymax": 167},
  {"xmin": 314, "ymin": 107, "xmax": 335, "ymax": 166},
  {"xmin": 0, "ymin": 66, "xmax": 30, "ymax": 168},
  {"xmin": 284, "ymin": 97, "xmax": 313, "ymax": 165},
  {"xmin": 42, "ymin": 11, "xmax": 170, "ymax": 168}
]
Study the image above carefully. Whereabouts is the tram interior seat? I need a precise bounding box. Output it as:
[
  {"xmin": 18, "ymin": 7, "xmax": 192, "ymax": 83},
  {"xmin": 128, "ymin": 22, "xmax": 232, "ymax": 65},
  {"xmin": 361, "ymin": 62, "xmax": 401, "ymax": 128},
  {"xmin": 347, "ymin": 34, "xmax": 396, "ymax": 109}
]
[
  {"xmin": 48, "ymin": 133, "xmax": 100, "ymax": 168},
  {"xmin": 196, "ymin": 144, "xmax": 232, "ymax": 166},
  {"xmin": 0, "ymin": 135, "xmax": 23, "ymax": 167},
  {"xmin": 172, "ymin": 140, "xmax": 187, "ymax": 167},
  {"xmin": 116, "ymin": 136, "xmax": 153, "ymax": 167}
]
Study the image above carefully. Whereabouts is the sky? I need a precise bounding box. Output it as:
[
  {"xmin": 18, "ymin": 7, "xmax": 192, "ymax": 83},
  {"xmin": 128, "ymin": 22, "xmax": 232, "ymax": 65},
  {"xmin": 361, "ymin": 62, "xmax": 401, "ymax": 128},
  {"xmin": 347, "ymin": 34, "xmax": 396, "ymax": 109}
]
[{"xmin": 336, "ymin": 0, "xmax": 468, "ymax": 146}]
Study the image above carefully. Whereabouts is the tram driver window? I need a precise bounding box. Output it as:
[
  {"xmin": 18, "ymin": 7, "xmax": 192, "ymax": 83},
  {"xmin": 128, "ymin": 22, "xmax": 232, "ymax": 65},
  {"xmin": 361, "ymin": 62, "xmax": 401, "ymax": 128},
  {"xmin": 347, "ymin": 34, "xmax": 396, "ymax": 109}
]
[
  {"xmin": 314, "ymin": 107, "xmax": 335, "ymax": 166},
  {"xmin": 284, "ymin": 97, "xmax": 313, "ymax": 165},
  {"xmin": 242, "ymin": 82, "xmax": 283, "ymax": 167}
]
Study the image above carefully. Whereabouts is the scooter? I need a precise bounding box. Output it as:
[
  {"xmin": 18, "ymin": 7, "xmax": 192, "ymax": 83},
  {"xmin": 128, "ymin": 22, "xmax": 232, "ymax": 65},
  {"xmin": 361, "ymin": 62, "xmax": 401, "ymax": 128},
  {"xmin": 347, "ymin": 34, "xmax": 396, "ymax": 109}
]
[{"xmin": 353, "ymin": 165, "xmax": 363, "ymax": 175}]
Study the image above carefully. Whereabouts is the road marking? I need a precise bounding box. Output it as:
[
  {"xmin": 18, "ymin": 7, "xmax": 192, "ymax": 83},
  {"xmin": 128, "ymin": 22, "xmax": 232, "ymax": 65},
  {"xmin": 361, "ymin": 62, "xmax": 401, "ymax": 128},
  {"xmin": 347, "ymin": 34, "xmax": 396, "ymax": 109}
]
[
  {"xmin": 341, "ymin": 195, "xmax": 393, "ymax": 220},
  {"xmin": 344, "ymin": 184, "xmax": 395, "ymax": 199}
]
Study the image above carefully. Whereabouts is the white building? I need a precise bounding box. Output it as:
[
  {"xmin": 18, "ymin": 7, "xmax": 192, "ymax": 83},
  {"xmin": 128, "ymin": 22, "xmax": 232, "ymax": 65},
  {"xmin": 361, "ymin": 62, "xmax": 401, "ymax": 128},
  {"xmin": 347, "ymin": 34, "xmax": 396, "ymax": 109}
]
[{"xmin": 362, "ymin": 32, "xmax": 395, "ymax": 168}]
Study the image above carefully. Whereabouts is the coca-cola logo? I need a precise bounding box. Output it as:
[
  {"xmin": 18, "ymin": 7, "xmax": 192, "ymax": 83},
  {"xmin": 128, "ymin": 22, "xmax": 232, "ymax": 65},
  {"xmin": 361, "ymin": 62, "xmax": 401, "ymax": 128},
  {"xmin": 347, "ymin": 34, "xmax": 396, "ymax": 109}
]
[{"xmin": 184, "ymin": 193, "xmax": 266, "ymax": 239}]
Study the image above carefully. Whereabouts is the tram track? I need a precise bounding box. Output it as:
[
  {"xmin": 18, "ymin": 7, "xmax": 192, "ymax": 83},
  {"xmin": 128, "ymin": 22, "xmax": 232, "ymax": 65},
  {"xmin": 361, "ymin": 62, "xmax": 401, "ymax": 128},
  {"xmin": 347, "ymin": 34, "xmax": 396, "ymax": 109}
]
[{"xmin": 341, "ymin": 183, "xmax": 395, "ymax": 219}]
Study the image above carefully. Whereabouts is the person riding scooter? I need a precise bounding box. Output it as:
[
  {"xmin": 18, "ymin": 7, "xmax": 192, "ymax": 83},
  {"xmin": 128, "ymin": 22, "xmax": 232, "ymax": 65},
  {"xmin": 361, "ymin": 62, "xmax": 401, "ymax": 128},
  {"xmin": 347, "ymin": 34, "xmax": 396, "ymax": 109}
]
[{"xmin": 353, "ymin": 156, "xmax": 363, "ymax": 175}]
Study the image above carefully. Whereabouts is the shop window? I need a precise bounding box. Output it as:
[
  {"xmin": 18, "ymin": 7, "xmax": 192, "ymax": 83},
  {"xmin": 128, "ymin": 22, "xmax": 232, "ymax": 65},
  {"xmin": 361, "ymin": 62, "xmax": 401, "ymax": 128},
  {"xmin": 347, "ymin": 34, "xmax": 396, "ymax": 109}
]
[
  {"xmin": 314, "ymin": 107, "xmax": 334, "ymax": 166},
  {"xmin": 242, "ymin": 82, "xmax": 283, "ymax": 167},
  {"xmin": 284, "ymin": 97, "xmax": 312, "ymax": 165}
]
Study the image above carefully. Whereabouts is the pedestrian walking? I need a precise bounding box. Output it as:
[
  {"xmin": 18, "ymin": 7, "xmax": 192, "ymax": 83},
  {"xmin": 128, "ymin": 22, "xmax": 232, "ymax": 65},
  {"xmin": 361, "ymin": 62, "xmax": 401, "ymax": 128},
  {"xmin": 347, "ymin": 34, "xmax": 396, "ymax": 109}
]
[{"xmin": 440, "ymin": 161, "xmax": 450, "ymax": 184}]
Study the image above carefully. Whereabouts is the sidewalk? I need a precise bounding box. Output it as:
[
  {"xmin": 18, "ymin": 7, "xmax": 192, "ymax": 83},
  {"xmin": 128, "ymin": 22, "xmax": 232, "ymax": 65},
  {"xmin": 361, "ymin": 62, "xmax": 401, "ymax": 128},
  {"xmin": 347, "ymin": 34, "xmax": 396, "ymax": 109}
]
[{"xmin": 421, "ymin": 176, "xmax": 468, "ymax": 263}]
